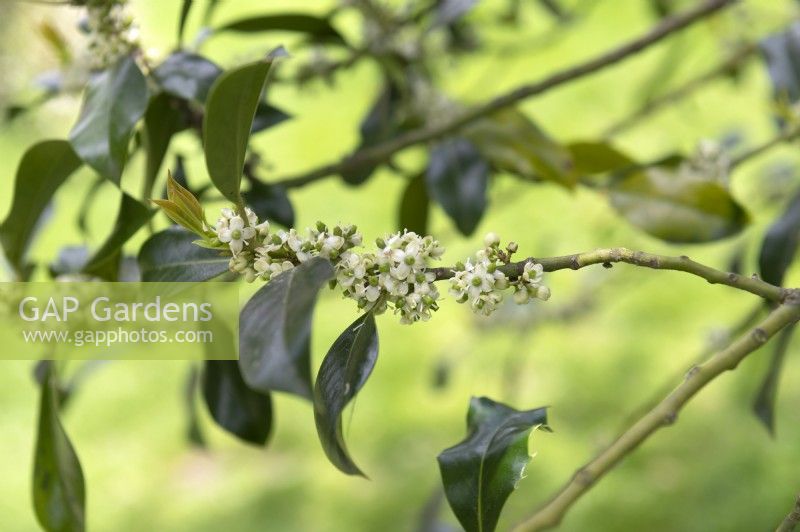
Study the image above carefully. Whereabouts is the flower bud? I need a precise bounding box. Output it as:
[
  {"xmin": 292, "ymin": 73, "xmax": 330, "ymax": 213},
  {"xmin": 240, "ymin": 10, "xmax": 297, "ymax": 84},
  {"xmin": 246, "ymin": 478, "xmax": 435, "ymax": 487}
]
[
  {"xmin": 316, "ymin": 221, "xmax": 327, "ymax": 232},
  {"xmin": 507, "ymin": 242, "xmax": 518, "ymax": 253},
  {"xmin": 376, "ymin": 237, "xmax": 386, "ymax": 249},
  {"xmin": 484, "ymin": 232, "xmax": 500, "ymax": 248},
  {"xmin": 513, "ymin": 289, "xmax": 529, "ymax": 304},
  {"xmin": 536, "ymin": 286, "xmax": 551, "ymax": 301},
  {"xmin": 333, "ymin": 226, "xmax": 343, "ymax": 236}
]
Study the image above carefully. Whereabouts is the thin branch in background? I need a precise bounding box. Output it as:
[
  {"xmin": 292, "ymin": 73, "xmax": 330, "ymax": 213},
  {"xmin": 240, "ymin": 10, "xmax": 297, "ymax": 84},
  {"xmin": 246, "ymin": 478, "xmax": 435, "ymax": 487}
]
[
  {"xmin": 513, "ymin": 297, "xmax": 800, "ymax": 531},
  {"xmin": 776, "ymin": 495, "xmax": 800, "ymax": 532},
  {"xmin": 730, "ymin": 126, "xmax": 800, "ymax": 169},
  {"xmin": 604, "ymin": 42, "xmax": 758, "ymax": 137},
  {"xmin": 272, "ymin": 0, "xmax": 735, "ymax": 189}
]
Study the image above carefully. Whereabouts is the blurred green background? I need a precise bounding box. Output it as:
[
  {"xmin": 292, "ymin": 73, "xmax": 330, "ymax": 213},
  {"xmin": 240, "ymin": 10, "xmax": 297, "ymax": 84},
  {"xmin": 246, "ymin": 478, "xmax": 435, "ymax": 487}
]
[{"xmin": 1, "ymin": 0, "xmax": 800, "ymax": 530}]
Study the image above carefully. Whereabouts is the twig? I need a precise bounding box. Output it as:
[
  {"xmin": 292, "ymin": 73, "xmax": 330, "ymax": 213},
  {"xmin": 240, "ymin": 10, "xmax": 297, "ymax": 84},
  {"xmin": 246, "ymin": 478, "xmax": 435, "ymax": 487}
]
[
  {"xmin": 429, "ymin": 247, "xmax": 787, "ymax": 303},
  {"xmin": 604, "ymin": 42, "xmax": 758, "ymax": 137},
  {"xmin": 776, "ymin": 495, "xmax": 800, "ymax": 532},
  {"xmin": 272, "ymin": 0, "xmax": 735, "ymax": 189},
  {"xmin": 513, "ymin": 296, "xmax": 800, "ymax": 531},
  {"xmin": 730, "ymin": 126, "xmax": 800, "ymax": 169}
]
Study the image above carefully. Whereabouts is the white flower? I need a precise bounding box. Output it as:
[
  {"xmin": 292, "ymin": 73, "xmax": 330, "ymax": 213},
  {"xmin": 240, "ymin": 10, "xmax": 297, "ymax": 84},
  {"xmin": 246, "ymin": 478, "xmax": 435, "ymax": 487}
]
[{"xmin": 218, "ymin": 216, "xmax": 255, "ymax": 255}]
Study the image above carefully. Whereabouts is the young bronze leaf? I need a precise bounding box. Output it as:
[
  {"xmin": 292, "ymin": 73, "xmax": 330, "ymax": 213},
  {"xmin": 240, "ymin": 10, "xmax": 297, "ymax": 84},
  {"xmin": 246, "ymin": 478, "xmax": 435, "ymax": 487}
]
[
  {"xmin": 438, "ymin": 397, "xmax": 549, "ymax": 532},
  {"xmin": 0, "ymin": 140, "xmax": 82, "ymax": 276},
  {"xmin": 313, "ymin": 312, "xmax": 379, "ymax": 476},
  {"xmin": 138, "ymin": 227, "xmax": 230, "ymax": 282},
  {"xmin": 33, "ymin": 366, "xmax": 86, "ymax": 532},
  {"xmin": 238, "ymin": 257, "xmax": 334, "ymax": 399},
  {"xmin": 203, "ymin": 50, "xmax": 284, "ymax": 203},
  {"xmin": 69, "ymin": 55, "xmax": 148, "ymax": 184}
]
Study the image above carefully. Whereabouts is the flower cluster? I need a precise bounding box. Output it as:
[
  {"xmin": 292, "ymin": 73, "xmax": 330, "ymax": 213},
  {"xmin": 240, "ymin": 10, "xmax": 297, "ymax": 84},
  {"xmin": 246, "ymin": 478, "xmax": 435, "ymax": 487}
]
[
  {"xmin": 197, "ymin": 204, "xmax": 549, "ymax": 323},
  {"xmin": 336, "ymin": 231, "xmax": 445, "ymax": 324},
  {"xmin": 84, "ymin": 0, "xmax": 139, "ymax": 69},
  {"xmin": 449, "ymin": 233, "xmax": 550, "ymax": 316},
  {"xmin": 679, "ymin": 140, "xmax": 730, "ymax": 184}
]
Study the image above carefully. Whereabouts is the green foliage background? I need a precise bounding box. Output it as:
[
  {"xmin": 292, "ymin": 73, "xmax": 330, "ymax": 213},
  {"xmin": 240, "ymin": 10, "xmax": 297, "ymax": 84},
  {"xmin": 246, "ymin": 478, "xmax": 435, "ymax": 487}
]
[{"xmin": 1, "ymin": 1, "xmax": 799, "ymax": 530}]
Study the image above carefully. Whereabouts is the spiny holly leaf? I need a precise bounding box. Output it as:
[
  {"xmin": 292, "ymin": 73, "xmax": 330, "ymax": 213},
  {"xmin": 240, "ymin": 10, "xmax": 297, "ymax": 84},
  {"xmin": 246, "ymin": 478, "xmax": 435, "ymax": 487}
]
[
  {"xmin": 204, "ymin": 49, "xmax": 285, "ymax": 203},
  {"xmin": 214, "ymin": 14, "xmax": 346, "ymax": 46},
  {"xmin": 203, "ymin": 343, "xmax": 273, "ymax": 446},
  {"xmin": 82, "ymin": 193, "xmax": 153, "ymax": 280},
  {"xmin": 33, "ymin": 365, "xmax": 86, "ymax": 532},
  {"xmin": 759, "ymin": 187, "xmax": 800, "ymax": 286},
  {"xmin": 438, "ymin": 397, "xmax": 550, "ymax": 532},
  {"xmin": 239, "ymin": 257, "xmax": 334, "ymax": 399},
  {"xmin": 313, "ymin": 312, "xmax": 379, "ymax": 476},
  {"xmin": 399, "ymin": 173, "xmax": 429, "ymax": 234},
  {"xmin": 608, "ymin": 162, "xmax": 749, "ymax": 243},
  {"xmin": 69, "ymin": 55, "xmax": 148, "ymax": 184},
  {"xmin": 753, "ymin": 324, "xmax": 796, "ymax": 435},
  {"xmin": 138, "ymin": 227, "xmax": 230, "ymax": 282},
  {"xmin": 0, "ymin": 140, "xmax": 82, "ymax": 277},
  {"xmin": 426, "ymin": 137, "xmax": 489, "ymax": 237}
]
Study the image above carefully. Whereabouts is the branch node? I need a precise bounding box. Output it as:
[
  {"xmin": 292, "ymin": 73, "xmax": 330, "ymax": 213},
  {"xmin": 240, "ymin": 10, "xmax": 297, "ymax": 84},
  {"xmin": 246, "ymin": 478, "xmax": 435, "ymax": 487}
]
[
  {"xmin": 662, "ymin": 411, "xmax": 678, "ymax": 425},
  {"xmin": 752, "ymin": 327, "xmax": 768, "ymax": 345},
  {"xmin": 685, "ymin": 365, "xmax": 701, "ymax": 380},
  {"xmin": 574, "ymin": 468, "xmax": 594, "ymax": 487},
  {"xmin": 602, "ymin": 262, "xmax": 613, "ymax": 269},
  {"xmin": 727, "ymin": 272, "xmax": 739, "ymax": 283},
  {"xmin": 570, "ymin": 255, "xmax": 580, "ymax": 270}
]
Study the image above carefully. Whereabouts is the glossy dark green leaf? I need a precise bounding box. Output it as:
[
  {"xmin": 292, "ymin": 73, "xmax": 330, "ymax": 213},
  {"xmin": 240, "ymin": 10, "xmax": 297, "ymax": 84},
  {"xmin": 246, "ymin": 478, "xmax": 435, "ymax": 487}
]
[
  {"xmin": 566, "ymin": 141, "xmax": 635, "ymax": 175},
  {"xmin": 465, "ymin": 109, "xmax": 574, "ymax": 187},
  {"xmin": 399, "ymin": 173, "xmax": 429, "ymax": 234},
  {"xmin": 313, "ymin": 312, "xmax": 379, "ymax": 476},
  {"xmin": 33, "ymin": 365, "xmax": 86, "ymax": 532},
  {"xmin": 608, "ymin": 163, "xmax": 749, "ymax": 243},
  {"xmin": 239, "ymin": 257, "xmax": 334, "ymax": 399},
  {"xmin": 204, "ymin": 52, "xmax": 283, "ymax": 203},
  {"xmin": 69, "ymin": 55, "xmax": 148, "ymax": 184},
  {"xmin": 183, "ymin": 365, "xmax": 206, "ymax": 448},
  {"xmin": 426, "ymin": 138, "xmax": 489, "ymax": 236},
  {"xmin": 203, "ymin": 358, "xmax": 273, "ymax": 446},
  {"xmin": 759, "ymin": 187, "xmax": 800, "ymax": 286},
  {"xmin": 0, "ymin": 140, "xmax": 82, "ymax": 275},
  {"xmin": 251, "ymin": 102, "xmax": 291, "ymax": 134},
  {"xmin": 760, "ymin": 22, "xmax": 800, "ymax": 103},
  {"xmin": 76, "ymin": 176, "xmax": 105, "ymax": 237},
  {"xmin": 82, "ymin": 193, "xmax": 153, "ymax": 280},
  {"xmin": 243, "ymin": 180, "xmax": 295, "ymax": 227},
  {"xmin": 215, "ymin": 14, "xmax": 345, "ymax": 45},
  {"xmin": 753, "ymin": 324, "xmax": 796, "ymax": 435},
  {"xmin": 178, "ymin": 0, "xmax": 193, "ymax": 44},
  {"xmin": 438, "ymin": 397, "xmax": 549, "ymax": 532},
  {"xmin": 342, "ymin": 82, "xmax": 404, "ymax": 185},
  {"xmin": 138, "ymin": 227, "xmax": 230, "ymax": 282},
  {"xmin": 153, "ymin": 52, "xmax": 222, "ymax": 103},
  {"xmin": 142, "ymin": 92, "xmax": 186, "ymax": 200}
]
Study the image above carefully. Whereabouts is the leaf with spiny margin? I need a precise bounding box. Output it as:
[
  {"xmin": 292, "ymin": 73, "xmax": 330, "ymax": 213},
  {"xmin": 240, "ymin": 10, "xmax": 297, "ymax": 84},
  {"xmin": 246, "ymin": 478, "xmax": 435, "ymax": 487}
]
[
  {"xmin": 203, "ymin": 321, "xmax": 273, "ymax": 445},
  {"xmin": 82, "ymin": 193, "xmax": 153, "ymax": 280},
  {"xmin": 438, "ymin": 397, "xmax": 550, "ymax": 532},
  {"xmin": 69, "ymin": 55, "xmax": 148, "ymax": 184},
  {"xmin": 203, "ymin": 48, "xmax": 285, "ymax": 203},
  {"xmin": 0, "ymin": 140, "xmax": 82, "ymax": 276},
  {"xmin": 608, "ymin": 161, "xmax": 749, "ymax": 243},
  {"xmin": 426, "ymin": 137, "xmax": 489, "ymax": 236},
  {"xmin": 239, "ymin": 257, "xmax": 334, "ymax": 399},
  {"xmin": 33, "ymin": 365, "xmax": 86, "ymax": 532},
  {"xmin": 138, "ymin": 227, "xmax": 230, "ymax": 282},
  {"xmin": 313, "ymin": 312, "xmax": 379, "ymax": 476}
]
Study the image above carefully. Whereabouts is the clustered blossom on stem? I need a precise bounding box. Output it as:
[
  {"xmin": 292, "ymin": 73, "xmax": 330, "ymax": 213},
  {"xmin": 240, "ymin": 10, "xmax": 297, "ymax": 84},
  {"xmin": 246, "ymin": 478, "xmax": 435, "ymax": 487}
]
[
  {"xmin": 83, "ymin": 0, "xmax": 139, "ymax": 69},
  {"xmin": 197, "ymin": 203, "xmax": 549, "ymax": 323},
  {"xmin": 449, "ymin": 232, "xmax": 550, "ymax": 316}
]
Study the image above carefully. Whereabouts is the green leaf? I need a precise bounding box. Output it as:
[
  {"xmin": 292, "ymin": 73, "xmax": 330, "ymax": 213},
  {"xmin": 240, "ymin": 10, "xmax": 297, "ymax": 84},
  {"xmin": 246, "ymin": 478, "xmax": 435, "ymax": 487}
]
[
  {"xmin": 178, "ymin": 0, "xmax": 193, "ymax": 44},
  {"xmin": 753, "ymin": 324, "xmax": 796, "ymax": 435},
  {"xmin": 239, "ymin": 257, "xmax": 334, "ymax": 399},
  {"xmin": 760, "ymin": 22, "xmax": 800, "ymax": 103},
  {"xmin": 465, "ymin": 109, "xmax": 574, "ymax": 187},
  {"xmin": 69, "ymin": 55, "xmax": 148, "ymax": 184},
  {"xmin": 437, "ymin": 397, "xmax": 549, "ymax": 532},
  {"xmin": 138, "ymin": 227, "xmax": 230, "ymax": 282},
  {"xmin": 313, "ymin": 312, "xmax": 379, "ymax": 476},
  {"xmin": 243, "ymin": 180, "xmax": 295, "ymax": 227},
  {"xmin": 82, "ymin": 193, "xmax": 153, "ymax": 280},
  {"xmin": 398, "ymin": 173, "xmax": 429, "ymax": 234},
  {"xmin": 566, "ymin": 141, "xmax": 635, "ymax": 175},
  {"xmin": 0, "ymin": 140, "xmax": 82, "ymax": 276},
  {"xmin": 33, "ymin": 365, "xmax": 86, "ymax": 532},
  {"xmin": 142, "ymin": 93, "xmax": 186, "ymax": 200},
  {"xmin": 608, "ymin": 163, "xmax": 749, "ymax": 243},
  {"xmin": 183, "ymin": 365, "xmax": 207, "ymax": 448},
  {"xmin": 426, "ymin": 137, "xmax": 489, "ymax": 236},
  {"xmin": 153, "ymin": 52, "xmax": 222, "ymax": 103},
  {"xmin": 214, "ymin": 14, "xmax": 346, "ymax": 45},
  {"xmin": 204, "ymin": 51, "xmax": 283, "ymax": 203},
  {"xmin": 251, "ymin": 102, "xmax": 292, "ymax": 134},
  {"xmin": 203, "ymin": 330, "xmax": 273, "ymax": 445},
  {"xmin": 759, "ymin": 187, "xmax": 800, "ymax": 286}
]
